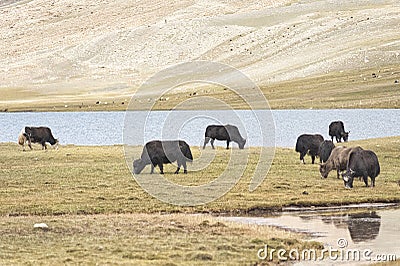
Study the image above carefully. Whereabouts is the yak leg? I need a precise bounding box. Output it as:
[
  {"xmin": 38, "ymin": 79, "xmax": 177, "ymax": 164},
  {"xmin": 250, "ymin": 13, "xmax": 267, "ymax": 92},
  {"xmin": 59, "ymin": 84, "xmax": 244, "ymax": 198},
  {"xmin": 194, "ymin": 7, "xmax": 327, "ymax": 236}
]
[
  {"xmin": 362, "ymin": 175, "xmax": 369, "ymax": 187},
  {"xmin": 203, "ymin": 137, "xmax": 210, "ymax": 149},
  {"xmin": 226, "ymin": 140, "xmax": 230, "ymax": 149},
  {"xmin": 158, "ymin": 163, "xmax": 164, "ymax": 174},
  {"xmin": 150, "ymin": 164, "xmax": 155, "ymax": 174},
  {"xmin": 336, "ymin": 169, "xmax": 340, "ymax": 179},
  {"xmin": 174, "ymin": 167, "xmax": 180, "ymax": 174},
  {"xmin": 210, "ymin": 139, "xmax": 215, "ymax": 149},
  {"xmin": 41, "ymin": 141, "xmax": 47, "ymax": 150},
  {"xmin": 299, "ymin": 152, "xmax": 306, "ymax": 164},
  {"xmin": 175, "ymin": 161, "xmax": 181, "ymax": 174},
  {"xmin": 182, "ymin": 161, "xmax": 187, "ymax": 174},
  {"xmin": 27, "ymin": 137, "xmax": 33, "ymax": 150},
  {"xmin": 371, "ymin": 176, "xmax": 376, "ymax": 187},
  {"xmin": 311, "ymin": 155, "xmax": 316, "ymax": 164}
]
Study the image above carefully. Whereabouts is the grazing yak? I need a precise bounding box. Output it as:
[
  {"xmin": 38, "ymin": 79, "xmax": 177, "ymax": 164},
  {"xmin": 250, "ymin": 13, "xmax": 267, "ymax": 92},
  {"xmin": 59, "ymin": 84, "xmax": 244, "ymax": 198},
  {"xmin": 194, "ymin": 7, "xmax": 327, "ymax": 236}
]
[
  {"xmin": 319, "ymin": 146, "xmax": 363, "ymax": 179},
  {"xmin": 295, "ymin": 134, "xmax": 324, "ymax": 164},
  {"xmin": 318, "ymin": 140, "xmax": 335, "ymax": 163},
  {"xmin": 203, "ymin": 124, "xmax": 246, "ymax": 149},
  {"xmin": 18, "ymin": 126, "xmax": 58, "ymax": 150},
  {"xmin": 329, "ymin": 121, "xmax": 349, "ymax": 143},
  {"xmin": 133, "ymin": 140, "xmax": 193, "ymax": 175},
  {"xmin": 342, "ymin": 149, "xmax": 380, "ymax": 189}
]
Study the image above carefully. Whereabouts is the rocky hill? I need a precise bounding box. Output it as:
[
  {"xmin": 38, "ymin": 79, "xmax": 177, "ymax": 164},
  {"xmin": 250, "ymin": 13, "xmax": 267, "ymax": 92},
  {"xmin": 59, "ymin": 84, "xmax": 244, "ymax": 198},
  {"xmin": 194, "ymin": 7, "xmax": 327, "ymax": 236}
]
[{"xmin": 1, "ymin": 0, "xmax": 399, "ymax": 110}]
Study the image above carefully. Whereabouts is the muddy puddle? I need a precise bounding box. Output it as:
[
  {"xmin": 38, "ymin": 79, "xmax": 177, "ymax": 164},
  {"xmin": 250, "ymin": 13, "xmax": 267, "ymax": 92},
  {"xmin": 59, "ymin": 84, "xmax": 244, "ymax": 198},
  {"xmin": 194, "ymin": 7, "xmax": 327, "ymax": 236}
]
[{"xmin": 220, "ymin": 203, "xmax": 399, "ymax": 264}]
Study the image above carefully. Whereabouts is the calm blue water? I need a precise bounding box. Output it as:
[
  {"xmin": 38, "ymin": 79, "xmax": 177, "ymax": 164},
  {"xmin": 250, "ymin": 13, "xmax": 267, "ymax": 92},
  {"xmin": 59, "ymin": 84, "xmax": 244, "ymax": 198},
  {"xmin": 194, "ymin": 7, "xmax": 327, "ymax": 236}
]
[{"xmin": 1, "ymin": 109, "xmax": 399, "ymax": 147}]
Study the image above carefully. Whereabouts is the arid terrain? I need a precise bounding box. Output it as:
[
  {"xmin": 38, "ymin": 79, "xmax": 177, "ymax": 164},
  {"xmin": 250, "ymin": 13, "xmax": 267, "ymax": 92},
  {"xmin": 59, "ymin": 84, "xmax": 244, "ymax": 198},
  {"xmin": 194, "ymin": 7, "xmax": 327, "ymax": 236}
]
[
  {"xmin": 1, "ymin": 2, "xmax": 400, "ymax": 264},
  {"xmin": 1, "ymin": 0, "xmax": 400, "ymax": 110}
]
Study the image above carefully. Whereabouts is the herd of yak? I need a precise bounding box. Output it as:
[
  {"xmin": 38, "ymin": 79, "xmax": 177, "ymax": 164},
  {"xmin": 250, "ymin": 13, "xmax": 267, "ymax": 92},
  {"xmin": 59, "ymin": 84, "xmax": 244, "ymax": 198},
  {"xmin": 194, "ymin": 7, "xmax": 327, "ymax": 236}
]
[
  {"xmin": 295, "ymin": 121, "xmax": 380, "ymax": 189},
  {"xmin": 18, "ymin": 121, "xmax": 380, "ymax": 189}
]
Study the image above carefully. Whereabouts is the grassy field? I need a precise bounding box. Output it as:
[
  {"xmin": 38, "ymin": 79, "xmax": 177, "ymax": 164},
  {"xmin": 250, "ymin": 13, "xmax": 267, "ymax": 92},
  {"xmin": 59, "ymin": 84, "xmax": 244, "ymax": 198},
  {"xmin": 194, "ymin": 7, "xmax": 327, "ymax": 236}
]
[
  {"xmin": 1, "ymin": 137, "xmax": 399, "ymax": 216},
  {"xmin": 0, "ymin": 137, "xmax": 399, "ymax": 264},
  {"xmin": 0, "ymin": 213, "xmax": 323, "ymax": 265}
]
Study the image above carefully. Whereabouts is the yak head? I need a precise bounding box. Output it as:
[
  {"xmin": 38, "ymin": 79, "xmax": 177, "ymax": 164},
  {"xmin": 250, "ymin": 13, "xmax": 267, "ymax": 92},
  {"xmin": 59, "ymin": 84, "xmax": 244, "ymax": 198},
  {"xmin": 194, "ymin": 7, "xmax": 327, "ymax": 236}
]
[
  {"xmin": 133, "ymin": 159, "xmax": 146, "ymax": 174},
  {"xmin": 319, "ymin": 163, "xmax": 329, "ymax": 178},
  {"xmin": 342, "ymin": 131, "xmax": 350, "ymax": 142},
  {"xmin": 238, "ymin": 138, "xmax": 246, "ymax": 149},
  {"xmin": 52, "ymin": 139, "xmax": 59, "ymax": 150},
  {"xmin": 342, "ymin": 168, "xmax": 356, "ymax": 189}
]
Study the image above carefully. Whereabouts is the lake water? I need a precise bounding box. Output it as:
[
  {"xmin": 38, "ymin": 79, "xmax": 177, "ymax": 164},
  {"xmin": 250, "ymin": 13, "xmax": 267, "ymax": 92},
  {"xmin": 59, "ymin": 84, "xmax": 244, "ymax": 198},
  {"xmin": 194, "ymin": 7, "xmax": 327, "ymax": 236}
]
[
  {"xmin": 1, "ymin": 109, "xmax": 399, "ymax": 147},
  {"xmin": 220, "ymin": 204, "xmax": 400, "ymax": 264}
]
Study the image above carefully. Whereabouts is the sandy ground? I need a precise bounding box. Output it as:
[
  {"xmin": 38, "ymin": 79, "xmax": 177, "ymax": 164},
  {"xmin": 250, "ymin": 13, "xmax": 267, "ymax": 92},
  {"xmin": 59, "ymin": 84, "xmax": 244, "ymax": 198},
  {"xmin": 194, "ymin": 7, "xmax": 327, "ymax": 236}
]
[{"xmin": 0, "ymin": 0, "xmax": 399, "ymax": 108}]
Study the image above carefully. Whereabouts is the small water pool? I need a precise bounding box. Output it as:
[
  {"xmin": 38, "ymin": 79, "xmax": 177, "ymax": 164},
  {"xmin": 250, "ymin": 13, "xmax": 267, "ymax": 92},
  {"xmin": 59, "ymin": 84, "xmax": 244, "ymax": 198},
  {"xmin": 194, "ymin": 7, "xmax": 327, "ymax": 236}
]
[{"xmin": 220, "ymin": 203, "xmax": 400, "ymax": 264}]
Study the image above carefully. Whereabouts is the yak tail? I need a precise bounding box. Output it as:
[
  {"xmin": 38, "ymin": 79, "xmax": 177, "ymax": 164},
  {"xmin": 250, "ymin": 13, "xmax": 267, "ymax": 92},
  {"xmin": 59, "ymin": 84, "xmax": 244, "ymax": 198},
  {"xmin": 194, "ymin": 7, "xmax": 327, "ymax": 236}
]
[
  {"xmin": 186, "ymin": 147, "xmax": 193, "ymax": 162},
  {"xmin": 181, "ymin": 144, "xmax": 193, "ymax": 162}
]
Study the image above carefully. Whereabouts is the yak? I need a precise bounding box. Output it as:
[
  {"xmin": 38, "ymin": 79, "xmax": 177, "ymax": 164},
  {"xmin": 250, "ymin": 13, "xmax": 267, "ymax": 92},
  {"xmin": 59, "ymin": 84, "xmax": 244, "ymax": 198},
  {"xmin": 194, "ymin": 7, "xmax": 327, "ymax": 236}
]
[
  {"xmin": 18, "ymin": 126, "xmax": 58, "ymax": 150},
  {"xmin": 295, "ymin": 134, "xmax": 324, "ymax": 164},
  {"xmin": 319, "ymin": 146, "xmax": 363, "ymax": 179},
  {"xmin": 329, "ymin": 121, "xmax": 349, "ymax": 143},
  {"xmin": 133, "ymin": 140, "xmax": 193, "ymax": 174},
  {"xmin": 342, "ymin": 149, "xmax": 380, "ymax": 188},
  {"xmin": 203, "ymin": 124, "xmax": 246, "ymax": 149},
  {"xmin": 319, "ymin": 140, "xmax": 335, "ymax": 163}
]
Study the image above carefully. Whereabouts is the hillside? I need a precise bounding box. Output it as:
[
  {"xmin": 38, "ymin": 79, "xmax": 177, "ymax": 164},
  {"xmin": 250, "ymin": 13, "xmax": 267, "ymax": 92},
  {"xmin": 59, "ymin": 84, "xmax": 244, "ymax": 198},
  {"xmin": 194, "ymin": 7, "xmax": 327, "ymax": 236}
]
[{"xmin": 1, "ymin": 0, "xmax": 400, "ymax": 111}]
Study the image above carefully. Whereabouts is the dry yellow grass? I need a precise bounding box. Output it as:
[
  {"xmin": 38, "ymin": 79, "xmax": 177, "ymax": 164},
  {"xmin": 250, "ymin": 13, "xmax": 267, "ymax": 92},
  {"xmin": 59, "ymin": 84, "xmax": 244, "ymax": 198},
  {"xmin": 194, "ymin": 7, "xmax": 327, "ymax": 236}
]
[
  {"xmin": 1, "ymin": 137, "xmax": 399, "ymax": 216},
  {"xmin": 0, "ymin": 212, "xmax": 324, "ymax": 265},
  {"xmin": 0, "ymin": 137, "xmax": 399, "ymax": 264}
]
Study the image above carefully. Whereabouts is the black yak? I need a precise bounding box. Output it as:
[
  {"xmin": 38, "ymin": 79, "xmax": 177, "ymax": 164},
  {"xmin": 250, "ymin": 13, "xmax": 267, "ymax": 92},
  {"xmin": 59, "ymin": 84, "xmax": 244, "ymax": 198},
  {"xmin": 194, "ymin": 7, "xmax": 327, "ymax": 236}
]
[{"xmin": 133, "ymin": 140, "xmax": 193, "ymax": 174}]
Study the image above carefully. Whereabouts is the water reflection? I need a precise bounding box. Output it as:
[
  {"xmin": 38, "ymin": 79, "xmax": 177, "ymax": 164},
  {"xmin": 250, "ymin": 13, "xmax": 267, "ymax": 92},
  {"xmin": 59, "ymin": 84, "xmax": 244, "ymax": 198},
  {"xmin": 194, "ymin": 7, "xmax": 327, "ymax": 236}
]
[
  {"xmin": 349, "ymin": 212, "xmax": 381, "ymax": 243},
  {"xmin": 219, "ymin": 206, "xmax": 399, "ymax": 257},
  {"xmin": 319, "ymin": 212, "xmax": 381, "ymax": 243}
]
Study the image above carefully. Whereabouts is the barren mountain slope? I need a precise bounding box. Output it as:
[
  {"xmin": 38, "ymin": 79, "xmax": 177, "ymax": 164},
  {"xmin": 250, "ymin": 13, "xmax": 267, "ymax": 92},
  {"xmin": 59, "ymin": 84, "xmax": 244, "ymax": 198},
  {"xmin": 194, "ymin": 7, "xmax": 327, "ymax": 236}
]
[{"xmin": 0, "ymin": 0, "xmax": 399, "ymax": 110}]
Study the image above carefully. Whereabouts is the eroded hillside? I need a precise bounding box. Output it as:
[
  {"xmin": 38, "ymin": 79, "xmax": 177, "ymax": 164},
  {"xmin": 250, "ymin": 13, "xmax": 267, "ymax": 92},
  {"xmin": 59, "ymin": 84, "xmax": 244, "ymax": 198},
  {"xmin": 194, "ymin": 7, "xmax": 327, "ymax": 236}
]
[{"xmin": 1, "ymin": 0, "xmax": 399, "ymax": 110}]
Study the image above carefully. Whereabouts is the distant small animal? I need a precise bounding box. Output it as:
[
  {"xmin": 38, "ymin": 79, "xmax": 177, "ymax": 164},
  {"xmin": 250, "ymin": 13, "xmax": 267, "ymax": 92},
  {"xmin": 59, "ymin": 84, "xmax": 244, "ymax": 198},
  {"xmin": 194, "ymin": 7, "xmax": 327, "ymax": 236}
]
[
  {"xmin": 319, "ymin": 146, "xmax": 363, "ymax": 179},
  {"xmin": 295, "ymin": 134, "xmax": 324, "ymax": 164},
  {"xmin": 318, "ymin": 140, "xmax": 335, "ymax": 163},
  {"xmin": 133, "ymin": 140, "xmax": 193, "ymax": 174},
  {"xmin": 329, "ymin": 121, "xmax": 349, "ymax": 143},
  {"xmin": 342, "ymin": 149, "xmax": 380, "ymax": 189},
  {"xmin": 203, "ymin": 124, "xmax": 246, "ymax": 149},
  {"xmin": 19, "ymin": 126, "xmax": 58, "ymax": 150}
]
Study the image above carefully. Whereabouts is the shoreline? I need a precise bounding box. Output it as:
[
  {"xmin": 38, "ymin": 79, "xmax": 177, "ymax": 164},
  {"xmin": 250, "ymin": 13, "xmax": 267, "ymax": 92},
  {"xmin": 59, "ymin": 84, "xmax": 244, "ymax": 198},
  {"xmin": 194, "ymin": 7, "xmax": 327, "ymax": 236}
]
[
  {"xmin": 2, "ymin": 106, "xmax": 400, "ymax": 113},
  {"xmin": 2, "ymin": 64, "xmax": 400, "ymax": 112}
]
